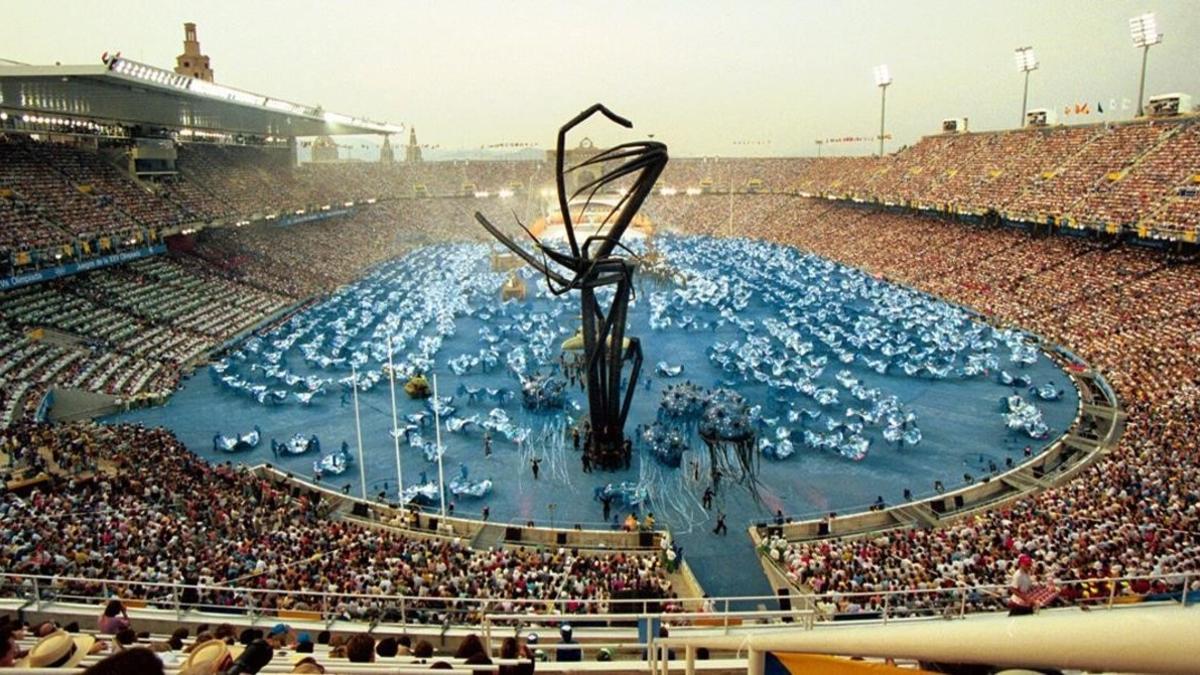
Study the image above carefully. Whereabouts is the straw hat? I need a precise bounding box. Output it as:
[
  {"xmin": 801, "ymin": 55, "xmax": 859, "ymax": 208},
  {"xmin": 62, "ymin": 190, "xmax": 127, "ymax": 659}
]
[
  {"xmin": 180, "ymin": 639, "xmax": 241, "ymax": 675},
  {"xmin": 16, "ymin": 630, "xmax": 95, "ymax": 668},
  {"xmin": 292, "ymin": 658, "xmax": 326, "ymax": 674}
]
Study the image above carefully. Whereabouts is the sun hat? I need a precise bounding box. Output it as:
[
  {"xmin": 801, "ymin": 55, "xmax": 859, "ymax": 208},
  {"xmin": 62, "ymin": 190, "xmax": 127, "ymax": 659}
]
[
  {"xmin": 16, "ymin": 630, "xmax": 95, "ymax": 668},
  {"xmin": 180, "ymin": 638, "xmax": 241, "ymax": 675}
]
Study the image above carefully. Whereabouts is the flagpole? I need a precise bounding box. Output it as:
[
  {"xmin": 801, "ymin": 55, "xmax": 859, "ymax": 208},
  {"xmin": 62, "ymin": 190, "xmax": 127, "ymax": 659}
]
[
  {"xmin": 387, "ymin": 335, "xmax": 403, "ymax": 501},
  {"xmin": 352, "ymin": 364, "xmax": 367, "ymax": 500},
  {"xmin": 432, "ymin": 373, "xmax": 447, "ymax": 518}
]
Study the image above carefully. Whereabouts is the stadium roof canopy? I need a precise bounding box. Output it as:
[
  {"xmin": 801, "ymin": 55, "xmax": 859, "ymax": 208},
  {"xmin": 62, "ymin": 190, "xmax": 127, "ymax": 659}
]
[{"xmin": 0, "ymin": 57, "xmax": 403, "ymax": 137}]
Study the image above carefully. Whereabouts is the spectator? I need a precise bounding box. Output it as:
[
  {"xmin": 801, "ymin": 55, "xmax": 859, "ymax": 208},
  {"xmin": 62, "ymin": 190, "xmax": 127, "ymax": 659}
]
[
  {"xmin": 82, "ymin": 648, "xmax": 165, "ymax": 675},
  {"xmin": 346, "ymin": 634, "xmax": 375, "ymax": 663},
  {"xmin": 97, "ymin": 599, "xmax": 130, "ymax": 635}
]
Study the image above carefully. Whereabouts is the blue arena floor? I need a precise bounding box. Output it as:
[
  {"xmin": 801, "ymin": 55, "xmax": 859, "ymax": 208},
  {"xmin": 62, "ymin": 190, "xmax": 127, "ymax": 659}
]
[{"xmin": 107, "ymin": 235, "xmax": 1078, "ymax": 599}]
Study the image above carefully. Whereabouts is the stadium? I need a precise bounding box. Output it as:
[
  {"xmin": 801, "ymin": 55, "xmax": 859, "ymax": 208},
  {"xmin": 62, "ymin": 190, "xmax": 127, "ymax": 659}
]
[{"xmin": 0, "ymin": 5, "xmax": 1198, "ymax": 675}]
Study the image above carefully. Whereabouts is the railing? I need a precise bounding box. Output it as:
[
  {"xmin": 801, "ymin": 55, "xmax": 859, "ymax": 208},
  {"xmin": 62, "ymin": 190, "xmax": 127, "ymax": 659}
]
[{"xmin": 1, "ymin": 571, "xmax": 1191, "ymax": 633}]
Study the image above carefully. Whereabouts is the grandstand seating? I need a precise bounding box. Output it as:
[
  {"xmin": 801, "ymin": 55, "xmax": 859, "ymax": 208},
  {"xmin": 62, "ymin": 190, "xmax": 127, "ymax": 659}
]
[{"xmin": 3, "ymin": 118, "xmax": 1200, "ymax": 669}]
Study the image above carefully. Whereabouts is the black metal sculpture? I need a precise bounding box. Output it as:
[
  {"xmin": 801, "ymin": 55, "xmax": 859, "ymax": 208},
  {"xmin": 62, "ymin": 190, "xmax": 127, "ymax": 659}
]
[{"xmin": 475, "ymin": 104, "xmax": 667, "ymax": 469}]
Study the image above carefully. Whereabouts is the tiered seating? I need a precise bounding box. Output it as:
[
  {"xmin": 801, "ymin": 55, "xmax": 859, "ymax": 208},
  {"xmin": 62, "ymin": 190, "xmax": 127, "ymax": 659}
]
[
  {"xmin": 0, "ymin": 255, "xmax": 291, "ymax": 414},
  {"xmin": 1010, "ymin": 122, "xmax": 1173, "ymax": 223},
  {"xmin": 0, "ymin": 197, "xmax": 67, "ymax": 252},
  {"xmin": 0, "ymin": 137, "xmax": 139, "ymax": 242},
  {"xmin": 1, "ymin": 422, "xmax": 676, "ymax": 619},
  {"xmin": 658, "ymin": 194, "xmax": 1200, "ymax": 615},
  {"xmin": 1077, "ymin": 122, "xmax": 1200, "ymax": 228},
  {"xmin": 37, "ymin": 141, "xmax": 186, "ymax": 229}
]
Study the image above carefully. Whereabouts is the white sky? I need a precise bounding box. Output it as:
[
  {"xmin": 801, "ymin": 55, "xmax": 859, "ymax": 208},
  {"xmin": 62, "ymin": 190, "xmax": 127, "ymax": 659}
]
[{"xmin": 2, "ymin": 0, "xmax": 1198, "ymax": 156}]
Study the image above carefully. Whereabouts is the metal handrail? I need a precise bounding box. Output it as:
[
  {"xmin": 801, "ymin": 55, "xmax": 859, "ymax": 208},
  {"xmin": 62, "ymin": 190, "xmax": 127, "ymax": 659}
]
[{"xmin": 1, "ymin": 571, "xmax": 1190, "ymax": 628}]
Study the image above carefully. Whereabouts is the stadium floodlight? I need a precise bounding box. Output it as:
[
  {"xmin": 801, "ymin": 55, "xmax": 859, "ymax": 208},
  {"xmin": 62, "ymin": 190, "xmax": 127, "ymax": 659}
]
[
  {"xmin": 873, "ymin": 64, "xmax": 892, "ymax": 87},
  {"xmin": 873, "ymin": 64, "xmax": 891, "ymax": 157},
  {"xmin": 1129, "ymin": 12, "xmax": 1161, "ymax": 47},
  {"xmin": 1129, "ymin": 12, "xmax": 1163, "ymax": 117},
  {"xmin": 1015, "ymin": 46, "xmax": 1038, "ymax": 126}
]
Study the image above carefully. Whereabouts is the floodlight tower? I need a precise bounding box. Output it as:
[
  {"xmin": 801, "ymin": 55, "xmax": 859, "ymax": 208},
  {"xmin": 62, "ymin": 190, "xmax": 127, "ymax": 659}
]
[
  {"xmin": 1014, "ymin": 46, "xmax": 1038, "ymax": 127},
  {"xmin": 873, "ymin": 64, "xmax": 892, "ymax": 157},
  {"xmin": 1129, "ymin": 12, "xmax": 1163, "ymax": 117}
]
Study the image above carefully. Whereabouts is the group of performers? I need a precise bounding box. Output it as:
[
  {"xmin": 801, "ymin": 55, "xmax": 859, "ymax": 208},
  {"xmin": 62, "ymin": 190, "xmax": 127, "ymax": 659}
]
[{"xmin": 570, "ymin": 420, "xmax": 634, "ymax": 471}]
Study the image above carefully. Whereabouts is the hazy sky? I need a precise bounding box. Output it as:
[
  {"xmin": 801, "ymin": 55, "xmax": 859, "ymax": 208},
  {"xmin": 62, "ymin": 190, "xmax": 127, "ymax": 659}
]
[{"xmin": 2, "ymin": 0, "xmax": 1198, "ymax": 156}]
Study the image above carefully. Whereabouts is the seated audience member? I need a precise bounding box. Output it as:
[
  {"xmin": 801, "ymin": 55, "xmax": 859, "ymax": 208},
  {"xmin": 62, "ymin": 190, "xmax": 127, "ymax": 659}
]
[
  {"xmin": 83, "ymin": 647, "xmax": 165, "ymax": 675},
  {"xmin": 295, "ymin": 633, "xmax": 315, "ymax": 654},
  {"xmin": 180, "ymin": 639, "xmax": 238, "ymax": 675},
  {"xmin": 375, "ymin": 636, "xmax": 399, "ymax": 658},
  {"xmin": 413, "ymin": 639, "xmax": 435, "ymax": 659},
  {"xmin": 499, "ymin": 636, "xmax": 535, "ymax": 675},
  {"xmin": 16, "ymin": 629, "xmax": 97, "ymax": 669},
  {"xmin": 455, "ymin": 634, "xmax": 487, "ymax": 660},
  {"xmin": 0, "ymin": 626, "xmax": 17, "ymax": 667},
  {"xmin": 557, "ymin": 624, "xmax": 581, "ymax": 662},
  {"xmin": 346, "ymin": 634, "xmax": 376, "ymax": 663},
  {"xmin": 292, "ymin": 657, "xmax": 326, "ymax": 673},
  {"xmin": 97, "ymin": 599, "xmax": 130, "ymax": 635}
]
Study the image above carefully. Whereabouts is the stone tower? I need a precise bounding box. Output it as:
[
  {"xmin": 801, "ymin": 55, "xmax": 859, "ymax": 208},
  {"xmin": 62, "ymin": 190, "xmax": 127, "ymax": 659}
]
[
  {"xmin": 174, "ymin": 23, "xmax": 214, "ymax": 81},
  {"xmin": 405, "ymin": 127, "xmax": 423, "ymax": 162},
  {"xmin": 311, "ymin": 136, "xmax": 339, "ymax": 163},
  {"xmin": 380, "ymin": 135, "xmax": 395, "ymax": 163}
]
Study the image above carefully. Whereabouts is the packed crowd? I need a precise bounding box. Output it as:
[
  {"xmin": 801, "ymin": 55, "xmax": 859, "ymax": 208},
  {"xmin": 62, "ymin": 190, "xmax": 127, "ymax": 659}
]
[
  {"xmin": 0, "ymin": 421, "xmax": 675, "ymax": 622},
  {"xmin": 643, "ymin": 194, "xmax": 1200, "ymax": 609},
  {"xmin": 0, "ymin": 609, "xmax": 567, "ymax": 673},
  {"xmin": 3, "ymin": 117, "xmax": 1200, "ymax": 625},
  {"xmin": 0, "ymin": 256, "xmax": 292, "ymax": 424},
  {"xmin": 6, "ymin": 116, "xmax": 1200, "ymax": 266},
  {"xmin": 187, "ymin": 197, "xmax": 509, "ymax": 298}
]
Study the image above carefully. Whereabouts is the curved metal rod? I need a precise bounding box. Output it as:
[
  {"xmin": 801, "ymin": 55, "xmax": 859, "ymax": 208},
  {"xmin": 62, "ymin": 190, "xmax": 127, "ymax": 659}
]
[{"xmin": 556, "ymin": 104, "xmax": 634, "ymax": 258}]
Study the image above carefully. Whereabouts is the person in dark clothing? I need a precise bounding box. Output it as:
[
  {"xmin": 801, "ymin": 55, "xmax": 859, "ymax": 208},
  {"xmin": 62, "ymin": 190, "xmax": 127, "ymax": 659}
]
[
  {"xmin": 531, "ymin": 457, "xmax": 541, "ymax": 480},
  {"xmin": 713, "ymin": 512, "xmax": 727, "ymax": 536},
  {"xmin": 556, "ymin": 625, "xmax": 581, "ymax": 662},
  {"xmin": 702, "ymin": 486, "xmax": 714, "ymax": 509}
]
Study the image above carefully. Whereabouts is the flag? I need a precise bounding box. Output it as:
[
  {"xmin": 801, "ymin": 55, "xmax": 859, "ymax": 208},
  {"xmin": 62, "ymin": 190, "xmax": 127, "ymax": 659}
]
[{"xmin": 1098, "ymin": 101, "xmax": 1104, "ymax": 113}]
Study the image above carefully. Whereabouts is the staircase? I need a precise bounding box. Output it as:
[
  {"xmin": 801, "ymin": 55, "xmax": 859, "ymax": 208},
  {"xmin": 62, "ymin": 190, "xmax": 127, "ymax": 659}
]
[
  {"xmin": 470, "ymin": 523, "xmax": 508, "ymax": 549},
  {"xmin": 890, "ymin": 502, "xmax": 939, "ymax": 529}
]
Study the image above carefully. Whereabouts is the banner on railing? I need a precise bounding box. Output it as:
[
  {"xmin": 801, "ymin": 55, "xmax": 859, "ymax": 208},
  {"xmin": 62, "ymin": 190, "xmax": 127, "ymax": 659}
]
[
  {"xmin": 0, "ymin": 245, "xmax": 166, "ymax": 291},
  {"xmin": 274, "ymin": 209, "xmax": 353, "ymax": 227},
  {"xmin": 766, "ymin": 653, "xmax": 937, "ymax": 675}
]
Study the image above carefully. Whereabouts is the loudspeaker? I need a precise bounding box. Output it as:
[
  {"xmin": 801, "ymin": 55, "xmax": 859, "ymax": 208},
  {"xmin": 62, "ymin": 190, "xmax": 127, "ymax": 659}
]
[
  {"xmin": 426, "ymin": 517, "xmax": 438, "ymax": 532},
  {"xmin": 817, "ymin": 521, "xmax": 830, "ymax": 536},
  {"xmin": 351, "ymin": 502, "xmax": 369, "ymax": 517},
  {"xmin": 639, "ymin": 531, "xmax": 654, "ymax": 548},
  {"xmin": 505, "ymin": 526, "xmax": 522, "ymax": 542},
  {"xmin": 954, "ymin": 495, "xmax": 965, "ymax": 510},
  {"xmin": 556, "ymin": 531, "xmax": 568, "ymax": 545},
  {"xmin": 930, "ymin": 499, "xmax": 946, "ymax": 514}
]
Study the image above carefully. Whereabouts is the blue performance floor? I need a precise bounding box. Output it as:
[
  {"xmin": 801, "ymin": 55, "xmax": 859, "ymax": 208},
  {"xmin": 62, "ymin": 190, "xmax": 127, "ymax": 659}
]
[{"xmin": 108, "ymin": 236, "xmax": 1078, "ymax": 599}]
